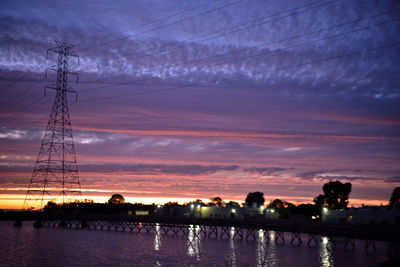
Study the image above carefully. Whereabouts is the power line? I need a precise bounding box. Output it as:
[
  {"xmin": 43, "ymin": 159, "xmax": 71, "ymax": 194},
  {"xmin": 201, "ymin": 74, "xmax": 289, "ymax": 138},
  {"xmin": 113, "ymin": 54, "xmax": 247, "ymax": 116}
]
[
  {"xmin": 0, "ymin": 77, "xmax": 49, "ymax": 114},
  {"xmin": 0, "ymin": 96, "xmax": 49, "ymax": 127},
  {"xmin": 77, "ymin": 41, "xmax": 400, "ymax": 103},
  {"xmin": 5, "ymin": 4, "xmax": 392, "ymax": 120},
  {"xmin": 77, "ymin": 0, "xmax": 218, "ymax": 50},
  {"xmin": 74, "ymin": 8, "xmax": 400, "ymax": 91},
  {"xmin": 77, "ymin": 13, "xmax": 400, "ymax": 94},
  {"xmin": 2, "ymin": 2, "xmax": 398, "ymax": 125},
  {"xmin": 0, "ymin": 75, "xmax": 27, "ymax": 92},
  {"xmin": 78, "ymin": 0, "xmax": 243, "ymax": 52},
  {"xmin": 0, "ymin": 0, "xmax": 242, "ymax": 104},
  {"xmin": 0, "ymin": 0, "xmax": 333, "ymax": 88},
  {"xmin": 77, "ymin": 0, "xmax": 336, "ymax": 76},
  {"xmin": 0, "ymin": 1, "xmax": 233, "ymax": 102}
]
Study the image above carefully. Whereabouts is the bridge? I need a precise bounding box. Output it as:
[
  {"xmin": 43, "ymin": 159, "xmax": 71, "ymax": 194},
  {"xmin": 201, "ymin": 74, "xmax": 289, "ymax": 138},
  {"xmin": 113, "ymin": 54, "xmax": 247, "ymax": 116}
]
[{"xmin": 27, "ymin": 214, "xmax": 400, "ymax": 252}]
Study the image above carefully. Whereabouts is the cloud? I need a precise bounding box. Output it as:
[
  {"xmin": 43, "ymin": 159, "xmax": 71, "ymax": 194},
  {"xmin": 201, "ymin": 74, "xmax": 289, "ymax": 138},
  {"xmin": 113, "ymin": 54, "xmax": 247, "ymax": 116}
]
[
  {"xmin": 243, "ymin": 166, "xmax": 291, "ymax": 176},
  {"xmin": 0, "ymin": 1, "xmax": 399, "ymax": 207},
  {"xmin": 384, "ymin": 176, "xmax": 400, "ymax": 183},
  {"xmin": 78, "ymin": 163, "xmax": 239, "ymax": 176},
  {"xmin": 0, "ymin": 129, "xmax": 27, "ymax": 140},
  {"xmin": 74, "ymin": 133, "xmax": 104, "ymax": 144},
  {"xmin": 1, "ymin": 0, "xmax": 399, "ymax": 101},
  {"xmin": 295, "ymin": 169, "xmax": 400, "ymax": 184}
]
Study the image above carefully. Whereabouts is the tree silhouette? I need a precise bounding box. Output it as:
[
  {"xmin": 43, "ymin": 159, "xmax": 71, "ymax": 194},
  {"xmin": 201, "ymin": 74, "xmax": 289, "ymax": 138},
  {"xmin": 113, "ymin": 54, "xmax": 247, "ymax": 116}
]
[
  {"xmin": 268, "ymin": 199, "xmax": 284, "ymax": 209},
  {"xmin": 313, "ymin": 194, "xmax": 325, "ymax": 207},
  {"xmin": 210, "ymin": 196, "xmax": 224, "ymax": 206},
  {"xmin": 245, "ymin": 192, "xmax": 265, "ymax": 207},
  {"xmin": 226, "ymin": 201, "xmax": 240, "ymax": 207},
  {"xmin": 322, "ymin": 181, "xmax": 352, "ymax": 209},
  {"xmin": 187, "ymin": 199, "xmax": 205, "ymax": 206},
  {"xmin": 389, "ymin": 187, "xmax": 400, "ymax": 208},
  {"xmin": 108, "ymin": 194, "xmax": 125, "ymax": 205},
  {"xmin": 268, "ymin": 199, "xmax": 294, "ymax": 209},
  {"xmin": 164, "ymin": 201, "xmax": 180, "ymax": 206},
  {"xmin": 43, "ymin": 201, "xmax": 59, "ymax": 213}
]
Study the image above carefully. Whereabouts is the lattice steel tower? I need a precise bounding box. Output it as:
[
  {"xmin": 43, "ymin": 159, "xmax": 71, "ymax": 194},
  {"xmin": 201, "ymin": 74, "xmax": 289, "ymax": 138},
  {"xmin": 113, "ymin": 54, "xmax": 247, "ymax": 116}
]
[{"xmin": 24, "ymin": 41, "xmax": 81, "ymax": 209}]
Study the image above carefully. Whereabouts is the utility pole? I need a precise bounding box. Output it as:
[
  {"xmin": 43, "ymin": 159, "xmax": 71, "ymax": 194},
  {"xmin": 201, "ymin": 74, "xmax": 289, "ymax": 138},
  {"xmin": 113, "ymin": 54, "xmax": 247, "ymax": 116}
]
[{"xmin": 23, "ymin": 41, "xmax": 82, "ymax": 209}]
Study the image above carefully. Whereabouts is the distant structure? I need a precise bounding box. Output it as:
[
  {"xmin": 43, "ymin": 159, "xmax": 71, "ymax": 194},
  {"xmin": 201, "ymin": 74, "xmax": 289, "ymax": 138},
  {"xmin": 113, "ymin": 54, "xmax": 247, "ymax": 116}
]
[{"xmin": 23, "ymin": 41, "xmax": 81, "ymax": 209}]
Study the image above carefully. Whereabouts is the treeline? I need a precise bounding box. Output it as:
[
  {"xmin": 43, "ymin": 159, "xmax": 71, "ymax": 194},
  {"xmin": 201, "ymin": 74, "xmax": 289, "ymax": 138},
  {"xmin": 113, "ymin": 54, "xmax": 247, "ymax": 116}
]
[
  {"xmin": 41, "ymin": 182, "xmax": 400, "ymax": 217},
  {"xmin": 43, "ymin": 194, "xmax": 155, "ymax": 215}
]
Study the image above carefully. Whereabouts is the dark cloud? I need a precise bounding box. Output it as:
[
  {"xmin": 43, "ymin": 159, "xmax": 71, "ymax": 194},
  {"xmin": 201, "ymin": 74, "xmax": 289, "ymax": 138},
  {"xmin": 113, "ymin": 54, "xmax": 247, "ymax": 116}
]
[
  {"xmin": 384, "ymin": 176, "xmax": 400, "ymax": 183},
  {"xmin": 0, "ymin": 162, "xmax": 239, "ymax": 177},
  {"xmin": 296, "ymin": 169, "xmax": 400, "ymax": 184},
  {"xmin": 243, "ymin": 166, "xmax": 291, "ymax": 175},
  {"xmin": 0, "ymin": 165, "xmax": 32, "ymax": 173},
  {"xmin": 79, "ymin": 163, "xmax": 239, "ymax": 176}
]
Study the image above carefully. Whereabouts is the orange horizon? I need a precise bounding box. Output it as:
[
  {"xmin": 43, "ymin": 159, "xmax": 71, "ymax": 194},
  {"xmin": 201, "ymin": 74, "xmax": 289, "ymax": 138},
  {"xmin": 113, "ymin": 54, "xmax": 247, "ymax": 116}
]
[{"xmin": 0, "ymin": 193, "xmax": 388, "ymax": 210}]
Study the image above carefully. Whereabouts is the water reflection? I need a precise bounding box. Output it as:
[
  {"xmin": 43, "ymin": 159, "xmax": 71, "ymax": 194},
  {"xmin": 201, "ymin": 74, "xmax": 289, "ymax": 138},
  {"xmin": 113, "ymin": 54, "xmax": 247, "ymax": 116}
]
[
  {"xmin": 227, "ymin": 227, "xmax": 237, "ymax": 266},
  {"xmin": 187, "ymin": 225, "xmax": 200, "ymax": 260},
  {"xmin": 256, "ymin": 229, "xmax": 266, "ymax": 266},
  {"xmin": 0, "ymin": 222, "xmax": 390, "ymax": 266},
  {"xmin": 319, "ymin": 237, "xmax": 334, "ymax": 267},
  {"xmin": 255, "ymin": 230, "xmax": 278, "ymax": 267},
  {"xmin": 153, "ymin": 223, "xmax": 161, "ymax": 251}
]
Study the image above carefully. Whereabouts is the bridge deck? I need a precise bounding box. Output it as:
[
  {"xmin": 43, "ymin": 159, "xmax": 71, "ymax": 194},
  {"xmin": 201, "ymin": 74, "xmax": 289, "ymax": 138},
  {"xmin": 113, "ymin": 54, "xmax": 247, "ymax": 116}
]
[{"xmin": 36, "ymin": 214, "xmax": 400, "ymax": 242}]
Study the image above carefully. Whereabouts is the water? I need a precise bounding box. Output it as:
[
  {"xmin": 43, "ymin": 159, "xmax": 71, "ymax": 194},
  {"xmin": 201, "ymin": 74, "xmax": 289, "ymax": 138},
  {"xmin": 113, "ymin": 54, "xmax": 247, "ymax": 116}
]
[{"xmin": 0, "ymin": 221, "xmax": 392, "ymax": 266}]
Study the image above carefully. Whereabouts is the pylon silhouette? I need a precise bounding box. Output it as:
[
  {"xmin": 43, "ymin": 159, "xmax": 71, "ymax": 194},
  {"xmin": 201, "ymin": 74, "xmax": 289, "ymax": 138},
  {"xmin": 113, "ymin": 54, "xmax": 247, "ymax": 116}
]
[{"xmin": 24, "ymin": 41, "xmax": 81, "ymax": 209}]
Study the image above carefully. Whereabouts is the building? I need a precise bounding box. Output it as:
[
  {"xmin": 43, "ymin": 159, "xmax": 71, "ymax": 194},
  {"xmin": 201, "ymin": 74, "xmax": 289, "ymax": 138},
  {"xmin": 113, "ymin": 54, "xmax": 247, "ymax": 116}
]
[
  {"xmin": 321, "ymin": 206, "xmax": 400, "ymax": 224},
  {"xmin": 156, "ymin": 205, "xmax": 246, "ymax": 219}
]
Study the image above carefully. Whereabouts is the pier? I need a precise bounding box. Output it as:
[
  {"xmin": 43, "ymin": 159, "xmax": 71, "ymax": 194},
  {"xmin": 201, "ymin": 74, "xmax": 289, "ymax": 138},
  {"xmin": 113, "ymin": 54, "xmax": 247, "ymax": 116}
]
[{"xmin": 35, "ymin": 215, "xmax": 400, "ymax": 252}]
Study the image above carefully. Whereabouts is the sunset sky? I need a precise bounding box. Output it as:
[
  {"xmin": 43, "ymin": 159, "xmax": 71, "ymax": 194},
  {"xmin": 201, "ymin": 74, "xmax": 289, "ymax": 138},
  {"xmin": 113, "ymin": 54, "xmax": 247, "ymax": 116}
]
[{"xmin": 0, "ymin": 0, "xmax": 399, "ymax": 209}]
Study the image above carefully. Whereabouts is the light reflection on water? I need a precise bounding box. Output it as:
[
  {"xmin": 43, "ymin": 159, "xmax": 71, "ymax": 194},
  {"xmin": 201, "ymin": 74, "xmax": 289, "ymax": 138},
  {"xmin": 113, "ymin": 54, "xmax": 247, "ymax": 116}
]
[
  {"xmin": 228, "ymin": 227, "xmax": 237, "ymax": 266},
  {"xmin": 154, "ymin": 223, "xmax": 161, "ymax": 251},
  {"xmin": 186, "ymin": 225, "xmax": 200, "ymax": 260},
  {"xmin": 255, "ymin": 230, "xmax": 279, "ymax": 267},
  {"xmin": 319, "ymin": 236, "xmax": 334, "ymax": 267},
  {"xmin": 0, "ymin": 221, "xmax": 392, "ymax": 266}
]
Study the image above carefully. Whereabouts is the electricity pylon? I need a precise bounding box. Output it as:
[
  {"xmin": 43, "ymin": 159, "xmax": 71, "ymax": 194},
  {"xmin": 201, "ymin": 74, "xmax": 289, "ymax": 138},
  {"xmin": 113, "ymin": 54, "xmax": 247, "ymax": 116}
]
[{"xmin": 23, "ymin": 41, "xmax": 82, "ymax": 209}]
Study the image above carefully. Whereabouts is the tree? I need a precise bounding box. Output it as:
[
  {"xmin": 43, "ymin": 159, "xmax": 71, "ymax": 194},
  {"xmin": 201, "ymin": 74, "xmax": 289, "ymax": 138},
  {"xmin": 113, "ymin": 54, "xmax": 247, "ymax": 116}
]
[
  {"xmin": 292, "ymin": 204, "xmax": 319, "ymax": 217},
  {"xmin": 226, "ymin": 201, "xmax": 240, "ymax": 207},
  {"xmin": 322, "ymin": 181, "xmax": 352, "ymax": 209},
  {"xmin": 267, "ymin": 199, "xmax": 293, "ymax": 219},
  {"xmin": 313, "ymin": 194, "xmax": 326, "ymax": 207},
  {"xmin": 43, "ymin": 201, "xmax": 60, "ymax": 213},
  {"xmin": 268, "ymin": 199, "xmax": 284, "ymax": 209},
  {"xmin": 164, "ymin": 201, "xmax": 180, "ymax": 206},
  {"xmin": 187, "ymin": 199, "xmax": 205, "ymax": 206},
  {"xmin": 268, "ymin": 199, "xmax": 294, "ymax": 209},
  {"xmin": 210, "ymin": 196, "xmax": 224, "ymax": 206},
  {"xmin": 245, "ymin": 192, "xmax": 265, "ymax": 207},
  {"xmin": 108, "ymin": 194, "xmax": 125, "ymax": 205},
  {"xmin": 389, "ymin": 187, "xmax": 400, "ymax": 208}
]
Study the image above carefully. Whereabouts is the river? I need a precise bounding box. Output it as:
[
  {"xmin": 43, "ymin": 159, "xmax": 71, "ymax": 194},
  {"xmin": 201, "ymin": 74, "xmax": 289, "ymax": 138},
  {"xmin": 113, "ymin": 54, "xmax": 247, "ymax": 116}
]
[{"xmin": 0, "ymin": 221, "xmax": 393, "ymax": 266}]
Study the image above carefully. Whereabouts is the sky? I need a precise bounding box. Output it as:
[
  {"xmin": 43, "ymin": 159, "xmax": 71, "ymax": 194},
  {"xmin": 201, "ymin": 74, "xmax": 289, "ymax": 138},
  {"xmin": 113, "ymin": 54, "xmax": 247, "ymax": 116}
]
[{"xmin": 0, "ymin": 0, "xmax": 399, "ymax": 209}]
